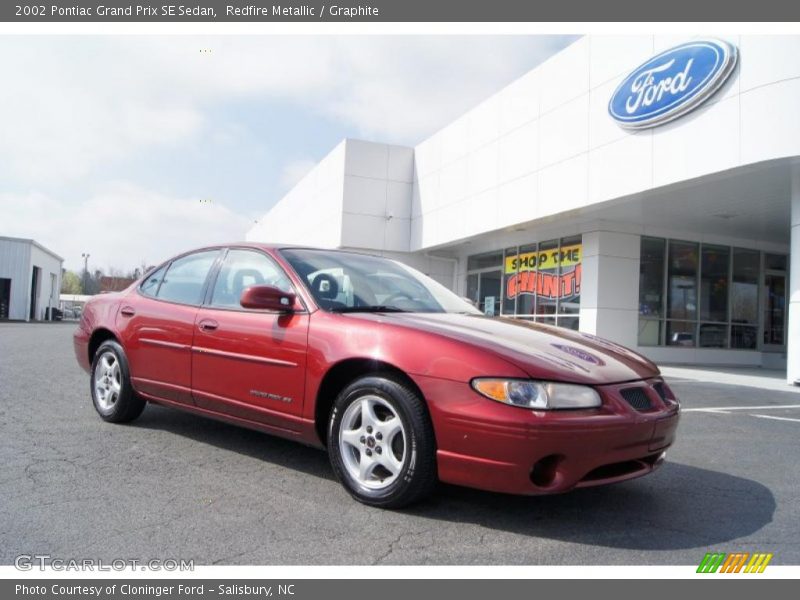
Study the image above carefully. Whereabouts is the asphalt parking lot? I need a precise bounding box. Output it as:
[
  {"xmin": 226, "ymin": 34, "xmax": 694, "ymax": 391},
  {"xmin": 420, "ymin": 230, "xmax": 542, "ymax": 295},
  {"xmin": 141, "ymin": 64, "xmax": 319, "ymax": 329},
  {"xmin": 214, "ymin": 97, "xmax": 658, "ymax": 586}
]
[{"xmin": 1, "ymin": 322, "xmax": 798, "ymax": 565}]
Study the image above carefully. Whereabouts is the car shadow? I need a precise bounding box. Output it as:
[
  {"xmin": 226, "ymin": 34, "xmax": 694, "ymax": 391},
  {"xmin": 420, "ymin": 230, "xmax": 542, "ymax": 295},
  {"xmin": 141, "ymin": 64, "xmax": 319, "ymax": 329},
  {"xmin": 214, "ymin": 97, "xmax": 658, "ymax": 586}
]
[
  {"xmin": 134, "ymin": 404, "xmax": 335, "ymax": 481},
  {"xmin": 409, "ymin": 464, "xmax": 776, "ymax": 550},
  {"xmin": 134, "ymin": 404, "xmax": 775, "ymax": 551}
]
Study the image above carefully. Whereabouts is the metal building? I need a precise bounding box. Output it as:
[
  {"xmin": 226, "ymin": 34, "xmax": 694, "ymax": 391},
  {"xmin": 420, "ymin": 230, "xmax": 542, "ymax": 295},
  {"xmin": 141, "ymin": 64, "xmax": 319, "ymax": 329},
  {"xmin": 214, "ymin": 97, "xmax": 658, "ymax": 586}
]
[{"xmin": 0, "ymin": 236, "xmax": 64, "ymax": 322}]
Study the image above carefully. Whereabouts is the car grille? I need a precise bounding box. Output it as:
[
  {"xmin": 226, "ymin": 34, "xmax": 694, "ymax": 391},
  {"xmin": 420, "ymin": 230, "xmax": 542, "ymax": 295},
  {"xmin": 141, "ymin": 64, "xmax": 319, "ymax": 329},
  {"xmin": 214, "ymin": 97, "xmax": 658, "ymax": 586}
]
[
  {"xmin": 652, "ymin": 381, "xmax": 668, "ymax": 401},
  {"xmin": 620, "ymin": 386, "xmax": 652, "ymax": 411}
]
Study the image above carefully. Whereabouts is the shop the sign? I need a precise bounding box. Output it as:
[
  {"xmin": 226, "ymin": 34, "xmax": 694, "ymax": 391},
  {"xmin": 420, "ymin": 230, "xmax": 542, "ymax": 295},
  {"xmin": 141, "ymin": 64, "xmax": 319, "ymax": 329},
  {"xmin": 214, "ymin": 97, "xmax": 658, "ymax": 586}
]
[
  {"xmin": 505, "ymin": 244, "xmax": 582, "ymax": 300},
  {"xmin": 608, "ymin": 39, "xmax": 738, "ymax": 130}
]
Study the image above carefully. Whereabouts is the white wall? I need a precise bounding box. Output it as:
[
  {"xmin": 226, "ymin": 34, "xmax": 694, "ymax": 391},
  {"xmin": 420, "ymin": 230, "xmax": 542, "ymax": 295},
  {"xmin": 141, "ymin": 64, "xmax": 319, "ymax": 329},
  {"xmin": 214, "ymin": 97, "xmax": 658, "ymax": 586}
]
[
  {"xmin": 411, "ymin": 35, "xmax": 800, "ymax": 251},
  {"xmin": 246, "ymin": 141, "xmax": 347, "ymax": 248},
  {"xmin": 251, "ymin": 35, "xmax": 800, "ymax": 256},
  {"xmin": 340, "ymin": 139, "xmax": 415, "ymax": 253}
]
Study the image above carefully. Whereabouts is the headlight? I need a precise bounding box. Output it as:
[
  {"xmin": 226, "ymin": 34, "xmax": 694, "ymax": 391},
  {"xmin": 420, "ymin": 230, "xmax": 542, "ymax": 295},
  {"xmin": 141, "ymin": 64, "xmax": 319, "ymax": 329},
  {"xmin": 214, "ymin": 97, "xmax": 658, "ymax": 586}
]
[{"xmin": 471, "ymin": 378, "xmax": 602, "ymax": 410}]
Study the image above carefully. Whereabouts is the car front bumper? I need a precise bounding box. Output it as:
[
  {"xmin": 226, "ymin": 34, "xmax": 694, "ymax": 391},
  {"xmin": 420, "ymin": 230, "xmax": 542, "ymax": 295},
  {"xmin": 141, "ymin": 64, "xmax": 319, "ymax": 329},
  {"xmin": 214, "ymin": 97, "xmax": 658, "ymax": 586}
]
[
  {"xmin": 415, "ymin": 375, "xmax": 680, "ymax": 495},
  {"xmin": 73, "ymin": 326, "xmax": 91, "ymax": 373}
]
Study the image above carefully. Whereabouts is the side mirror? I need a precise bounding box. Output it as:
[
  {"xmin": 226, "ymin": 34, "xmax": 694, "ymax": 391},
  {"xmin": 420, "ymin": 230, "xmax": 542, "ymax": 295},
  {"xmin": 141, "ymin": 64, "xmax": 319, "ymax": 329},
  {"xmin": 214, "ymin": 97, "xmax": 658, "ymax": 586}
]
[{"xmin": 240, "ymin": 285, "xmax": 297, "ymax": 312}]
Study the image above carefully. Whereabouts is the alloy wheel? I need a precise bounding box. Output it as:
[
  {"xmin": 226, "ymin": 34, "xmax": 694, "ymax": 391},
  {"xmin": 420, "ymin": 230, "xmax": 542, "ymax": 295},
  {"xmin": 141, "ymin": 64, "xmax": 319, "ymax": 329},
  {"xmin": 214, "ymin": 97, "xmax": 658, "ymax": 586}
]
[{"xmin": 338, "ymin": 395, "xmax": 407, "ymax": 490}]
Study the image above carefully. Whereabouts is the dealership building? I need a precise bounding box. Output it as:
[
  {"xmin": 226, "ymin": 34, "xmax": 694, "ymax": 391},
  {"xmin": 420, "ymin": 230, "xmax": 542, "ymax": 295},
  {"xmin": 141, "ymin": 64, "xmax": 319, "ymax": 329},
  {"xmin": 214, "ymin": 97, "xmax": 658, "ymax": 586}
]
[
  {"xmin": 247, "ymin": 35, "xmax": 800, "ymax": 385},
  {"xmin": 0, "ymin": 236, "xmax": 63, "ymax": 322}
]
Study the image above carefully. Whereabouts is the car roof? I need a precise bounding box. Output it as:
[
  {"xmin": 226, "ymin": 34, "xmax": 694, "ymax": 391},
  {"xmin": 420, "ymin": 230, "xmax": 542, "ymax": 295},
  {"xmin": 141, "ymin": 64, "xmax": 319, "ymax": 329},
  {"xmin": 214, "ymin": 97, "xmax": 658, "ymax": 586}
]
[{"xmin": 191, "ymin": 243, "xmax": 386, "ymax": 259}]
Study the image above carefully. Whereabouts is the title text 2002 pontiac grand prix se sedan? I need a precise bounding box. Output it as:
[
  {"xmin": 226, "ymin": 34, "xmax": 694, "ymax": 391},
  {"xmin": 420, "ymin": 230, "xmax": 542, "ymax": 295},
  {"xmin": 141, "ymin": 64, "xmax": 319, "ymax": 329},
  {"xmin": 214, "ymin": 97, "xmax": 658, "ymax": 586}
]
[{"xmin": 74, "ymin": 244, "xmax": 679, "ymax": 508}]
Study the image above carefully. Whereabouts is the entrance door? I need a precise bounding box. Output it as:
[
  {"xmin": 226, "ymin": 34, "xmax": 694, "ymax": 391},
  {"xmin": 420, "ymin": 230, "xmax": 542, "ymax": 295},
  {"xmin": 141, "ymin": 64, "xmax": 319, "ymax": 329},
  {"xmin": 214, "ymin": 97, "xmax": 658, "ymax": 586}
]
[
  {"xmin": 0, "ymin": 278, "xmax": 10, "ymax": 319},
  {"xmin": 29, "ymin": 266, "xmax": 40, "ymax": 320},
  {"xmin": 467, "ymin": 269, "xmax": 503, "ymax": 316},
  {"xmin": 763, "ymin": 272, "xmax": 787, "ymax": 349}
]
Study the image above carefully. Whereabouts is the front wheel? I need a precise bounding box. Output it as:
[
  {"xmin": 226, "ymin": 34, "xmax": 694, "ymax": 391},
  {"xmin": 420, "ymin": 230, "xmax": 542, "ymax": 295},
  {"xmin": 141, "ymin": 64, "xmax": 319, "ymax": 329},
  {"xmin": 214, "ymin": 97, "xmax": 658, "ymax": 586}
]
[
  {"xmin": 328, "ymin": 374, "xmax": 437, "ymax": 508},
  {"xmin": 91, "ymin": 340, "xmax": 146, "ymax": 423}
]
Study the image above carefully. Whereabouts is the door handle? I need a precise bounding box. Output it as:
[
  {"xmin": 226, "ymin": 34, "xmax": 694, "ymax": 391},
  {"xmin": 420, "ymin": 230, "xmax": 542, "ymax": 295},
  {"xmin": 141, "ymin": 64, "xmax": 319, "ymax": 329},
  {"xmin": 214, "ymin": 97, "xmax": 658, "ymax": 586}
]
[
  {"xmin": 198, "ymin": 319, "xmax": 218, "ymax": 332},
  {"xmin": 120, "ymin": 306, "xmax": 135, "ymax": 317}
]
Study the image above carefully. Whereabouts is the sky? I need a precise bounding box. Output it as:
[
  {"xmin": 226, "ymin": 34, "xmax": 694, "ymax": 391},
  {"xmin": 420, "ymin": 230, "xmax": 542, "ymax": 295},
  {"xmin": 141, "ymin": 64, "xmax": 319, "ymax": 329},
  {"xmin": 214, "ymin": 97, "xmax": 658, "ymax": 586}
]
[{"xmin": 0, "ymin": 35, "xmax": 577, "ymax": 273}]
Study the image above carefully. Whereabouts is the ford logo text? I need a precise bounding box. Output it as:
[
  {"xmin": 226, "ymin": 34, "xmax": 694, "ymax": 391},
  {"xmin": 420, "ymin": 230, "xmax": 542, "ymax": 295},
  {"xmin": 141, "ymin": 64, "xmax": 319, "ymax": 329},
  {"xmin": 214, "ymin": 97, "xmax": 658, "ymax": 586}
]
[{"xmin": 609, "ymin": 39, "xmax": 737, "ymax": 130}]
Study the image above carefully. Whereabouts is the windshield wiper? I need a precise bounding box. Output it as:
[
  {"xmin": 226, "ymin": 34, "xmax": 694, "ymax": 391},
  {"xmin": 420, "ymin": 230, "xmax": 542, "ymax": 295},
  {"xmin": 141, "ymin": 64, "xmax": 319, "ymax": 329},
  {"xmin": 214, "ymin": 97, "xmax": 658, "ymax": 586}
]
[{"xmin": 331, "ymin": 305, "xmax": 409, "ymax": 313}]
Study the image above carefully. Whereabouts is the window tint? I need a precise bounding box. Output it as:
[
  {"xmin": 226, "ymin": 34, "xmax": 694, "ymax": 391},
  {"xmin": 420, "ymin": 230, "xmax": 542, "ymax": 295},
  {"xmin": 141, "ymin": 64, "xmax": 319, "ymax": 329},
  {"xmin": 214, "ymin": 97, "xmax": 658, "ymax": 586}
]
[
  {"xmin": 156, "ymin": 250, "xmax": 219, "ymax": 305},
  {"xmin": 639, "ymin": 237, "xmax": 665, "ymax": 318},
  {"xmin": 667, "ymin": 241, "xmax": 698, "ymax": 321},
  {"xmin": 210, "ymin": 250, "xmax": 292, "ymax": 309},
  {"xmin": 140, "ymin": 266, "xmax": 166, "ymax": 297},
  {"xmin": 700, "ymin": 244, "xmax": 729, "ymax": 323}
]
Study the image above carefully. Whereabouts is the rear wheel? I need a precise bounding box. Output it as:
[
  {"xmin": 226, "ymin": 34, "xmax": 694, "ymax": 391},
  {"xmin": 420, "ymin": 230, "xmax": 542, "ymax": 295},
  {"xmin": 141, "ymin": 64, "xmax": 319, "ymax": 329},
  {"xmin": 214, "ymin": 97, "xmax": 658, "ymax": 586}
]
[
  {"xmin": 328, "ymin": 374, "xmax": 437, "ymax": 508},
  {"xmin": 91, "ymin": 340, "xmax": 145, "ymax": 423}
]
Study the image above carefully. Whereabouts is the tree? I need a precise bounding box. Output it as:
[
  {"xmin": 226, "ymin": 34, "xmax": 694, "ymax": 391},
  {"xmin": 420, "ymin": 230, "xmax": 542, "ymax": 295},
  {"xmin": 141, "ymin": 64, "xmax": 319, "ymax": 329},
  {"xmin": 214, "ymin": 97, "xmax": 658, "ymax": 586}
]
[{"xmin": 61, "ymin": 270, "xmax": 82, "ymax": 295}]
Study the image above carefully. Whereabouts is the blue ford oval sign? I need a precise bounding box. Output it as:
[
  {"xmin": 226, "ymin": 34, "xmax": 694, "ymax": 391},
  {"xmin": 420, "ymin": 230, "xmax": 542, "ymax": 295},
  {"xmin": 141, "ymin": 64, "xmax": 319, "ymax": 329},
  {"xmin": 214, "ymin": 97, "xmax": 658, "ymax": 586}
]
[{"xmin": 609, "ymin": 39, "xmax": 737, "ymax": 130}]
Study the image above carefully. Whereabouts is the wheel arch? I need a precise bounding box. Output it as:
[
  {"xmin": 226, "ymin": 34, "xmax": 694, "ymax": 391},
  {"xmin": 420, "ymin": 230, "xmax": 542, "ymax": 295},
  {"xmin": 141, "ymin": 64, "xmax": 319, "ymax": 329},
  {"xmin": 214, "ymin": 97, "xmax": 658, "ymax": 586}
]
[
  {"xmin": 88, "ymin": 328, "xmax": 119, "ymax": 364},
  {"xmin": 314, "ymin": 358, "xmax": 428, "ymax": 447}
]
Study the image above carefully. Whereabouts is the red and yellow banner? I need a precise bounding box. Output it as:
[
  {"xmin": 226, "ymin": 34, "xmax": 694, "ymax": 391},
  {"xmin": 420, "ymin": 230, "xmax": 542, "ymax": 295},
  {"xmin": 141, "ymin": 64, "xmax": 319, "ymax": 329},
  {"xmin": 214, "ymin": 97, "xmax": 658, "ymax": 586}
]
[
  {"xmin": 504, "ymin": 243, "xmax": 581, "ymax": 274},
  {"xmin": 505, "ymin": 244, "xmax": 582, "ymax": 300}
]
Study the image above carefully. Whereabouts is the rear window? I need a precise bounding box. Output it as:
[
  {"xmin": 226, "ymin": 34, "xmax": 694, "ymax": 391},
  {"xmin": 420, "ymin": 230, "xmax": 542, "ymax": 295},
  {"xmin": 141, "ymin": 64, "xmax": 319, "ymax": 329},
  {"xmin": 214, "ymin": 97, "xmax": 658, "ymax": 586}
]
[
  {"xmin": 139, "ymin": 266, "xmax": 166, "ymax": 297},
  {"xmin": 154, "ymin": 250, "xmax": 219, "ymax": 305}
]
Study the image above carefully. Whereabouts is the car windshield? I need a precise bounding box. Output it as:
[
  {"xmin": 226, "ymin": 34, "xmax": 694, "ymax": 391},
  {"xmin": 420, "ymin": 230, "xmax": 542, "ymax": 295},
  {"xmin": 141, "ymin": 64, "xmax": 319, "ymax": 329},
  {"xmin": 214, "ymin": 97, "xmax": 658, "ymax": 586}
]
[{"xmin": 280, "ymin": 249, "xmax": 481, "ymax": 314}]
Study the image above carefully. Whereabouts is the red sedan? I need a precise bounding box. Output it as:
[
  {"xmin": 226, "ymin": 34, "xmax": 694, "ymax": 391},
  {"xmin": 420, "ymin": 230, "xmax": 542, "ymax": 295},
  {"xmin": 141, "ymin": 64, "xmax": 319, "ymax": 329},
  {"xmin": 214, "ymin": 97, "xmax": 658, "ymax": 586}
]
[{"xmin": 74, "ymin": 244, "xmax": 679, "ymax": 508}]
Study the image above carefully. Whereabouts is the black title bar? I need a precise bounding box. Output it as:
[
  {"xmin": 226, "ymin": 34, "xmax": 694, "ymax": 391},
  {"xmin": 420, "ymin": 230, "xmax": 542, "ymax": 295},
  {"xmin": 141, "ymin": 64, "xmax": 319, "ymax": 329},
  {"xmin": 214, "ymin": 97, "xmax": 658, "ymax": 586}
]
[{"xmin": 4, "ymin": 0, "xmax": 800, "ymax": 22}]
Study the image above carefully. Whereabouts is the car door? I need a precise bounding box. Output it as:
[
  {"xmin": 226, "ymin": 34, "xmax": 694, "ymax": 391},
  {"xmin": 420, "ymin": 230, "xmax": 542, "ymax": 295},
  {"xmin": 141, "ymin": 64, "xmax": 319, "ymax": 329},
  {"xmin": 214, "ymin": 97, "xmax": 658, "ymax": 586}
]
[
  {"xmin": 118, "ymin": 249, "xmax": 221, "ymax": 406},
  {"xmin": 191, "ymin": 248, "xmax": 309, "ymax": 432}
]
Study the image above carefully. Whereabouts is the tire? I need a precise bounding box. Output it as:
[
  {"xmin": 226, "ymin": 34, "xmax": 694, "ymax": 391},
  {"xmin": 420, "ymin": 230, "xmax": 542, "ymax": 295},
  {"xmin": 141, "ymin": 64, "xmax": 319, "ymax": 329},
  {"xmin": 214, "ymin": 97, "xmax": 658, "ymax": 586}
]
[
  {"xmin": 328, "ymin": 373, "xmax": 437, "ymax": 508},
  {"xmin": 90, "ymin": 340, "xmax": 146, "ymax": 423}
]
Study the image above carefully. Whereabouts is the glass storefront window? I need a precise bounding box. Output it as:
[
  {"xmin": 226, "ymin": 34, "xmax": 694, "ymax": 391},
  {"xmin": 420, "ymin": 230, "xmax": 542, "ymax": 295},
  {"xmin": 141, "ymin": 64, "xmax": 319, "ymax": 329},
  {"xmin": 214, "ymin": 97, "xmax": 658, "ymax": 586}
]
[
  {"xmin": 514, "ymin": 243, "xmax": 538, "ymax": 316},
  {"xmin": 731, "ymin": 325, "xmax": 758, "ymax": 350},
  {"xmin": 765, "ymin": 253, "xmax": 788, "ymax": 271},
  {"xmin": 559, "ymin": 316, "xmax": 579, "ymax": 331},
  {"xmin": 731, "ymin": 248, "xmax": 759, "ymax": 327},
  {"xmin": 502, "ymin": 247, "xmax": 517, "ymax": 315},
  {"xmin": 700, "ymin": 244, "xmax": 729, "ymax": 323},
  {"xmin": 667, "ymin": 241, "xmax": 698, "ymax": 322},
  {"xmin": 699, "ymin": 323, "xmax": 728, "ymax": 348},
  {"xmin": 764, "ymin": 273, "xmax": 786, "ymax": 346},
  {"xmin": 639, "ymin": 237, "xmax": 665, "ymax": 318},
  {"xmin": 558, "ymin": 235, "xmax": 581, "ymax": 317},
  {"xmin": 466, "ymin": 273, "xmax": 479, "ymax": 306},
  {"xmin": 467, "ymin": 251, "xmax": 503, "ymax": 271},
  {"xmin": 638, "ymin": 237, "xmax": 787, "ymax": 351},
  {"xmin": 638, "ymin": 318, "xmax": 662, "ymax": 346},
  {"xmin": 469, "ymin": 236, "xmax": 582, "ymax": 328},
  {"xmin": 667, "ymin": 320, "xmax": 695, "ymax": 347},
  {"xmin": 535, "ymin": 239, "xmax": 559, "ymax": 316}
]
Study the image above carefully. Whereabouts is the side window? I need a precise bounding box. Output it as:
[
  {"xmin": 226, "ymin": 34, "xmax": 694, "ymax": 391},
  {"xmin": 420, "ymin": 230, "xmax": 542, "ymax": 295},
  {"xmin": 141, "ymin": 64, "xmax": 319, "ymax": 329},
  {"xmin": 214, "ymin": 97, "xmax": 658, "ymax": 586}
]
[
  {"xmin": 140, "ymin": 266, "xmax": 166, "ymax": 297},
  {"xmin": 156, "ymin": 250, "xmax": 219, "ymax": 305},
  {"xmin": 210, "ymin": 249, "xmax": 293, "ymax": 309}
]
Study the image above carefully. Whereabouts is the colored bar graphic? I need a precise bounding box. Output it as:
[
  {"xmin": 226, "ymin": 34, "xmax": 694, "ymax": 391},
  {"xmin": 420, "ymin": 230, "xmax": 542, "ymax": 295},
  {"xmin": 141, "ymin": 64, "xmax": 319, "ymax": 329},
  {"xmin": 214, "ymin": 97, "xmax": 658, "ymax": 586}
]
[
  {"xmin": 697, "ymin": 552, "xmax": 773, "ymax": 573},
  {"xmin": 697, "ymin": 553, "xmax": 726, "ymax": 573},
  {"xmin": 720, "ymin": 553, "xmax": 749, "ymax": 573},
  {"xmin": 744, "ymin": 553, "xmax": 773, "ymax": 573}
]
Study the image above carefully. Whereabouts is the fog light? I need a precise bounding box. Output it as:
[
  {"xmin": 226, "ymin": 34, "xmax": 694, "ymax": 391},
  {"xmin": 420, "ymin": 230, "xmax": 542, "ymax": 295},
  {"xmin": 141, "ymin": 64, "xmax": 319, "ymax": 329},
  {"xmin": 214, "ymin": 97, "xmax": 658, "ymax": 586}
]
[{"xmin": 530, "ymin": 454, "xmax": 563, "ymax": 487}]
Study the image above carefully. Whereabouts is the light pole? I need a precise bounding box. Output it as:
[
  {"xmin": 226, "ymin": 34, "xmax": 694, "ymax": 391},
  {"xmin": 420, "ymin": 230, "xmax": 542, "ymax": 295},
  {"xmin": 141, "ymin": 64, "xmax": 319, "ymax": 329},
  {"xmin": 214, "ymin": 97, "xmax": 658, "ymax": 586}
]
[{"xmin": 81, "ymin": 253, "xmax": 90, "ymax": 294}]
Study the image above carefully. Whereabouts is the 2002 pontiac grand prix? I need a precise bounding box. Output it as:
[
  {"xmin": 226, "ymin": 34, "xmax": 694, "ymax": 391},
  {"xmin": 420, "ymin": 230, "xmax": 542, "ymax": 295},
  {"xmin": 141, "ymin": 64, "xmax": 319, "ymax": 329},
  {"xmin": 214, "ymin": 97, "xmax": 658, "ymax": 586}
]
[{"xmin": 74, "ymin": 244, "xmax": 680, "ymax": 508}]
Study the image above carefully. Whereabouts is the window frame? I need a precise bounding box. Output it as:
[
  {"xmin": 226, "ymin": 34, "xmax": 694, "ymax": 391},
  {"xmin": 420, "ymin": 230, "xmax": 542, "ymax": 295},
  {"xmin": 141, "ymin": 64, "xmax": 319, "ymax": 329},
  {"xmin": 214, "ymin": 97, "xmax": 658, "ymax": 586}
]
[
  {"xmin": 201, "ymin": 247, "xmax": 307, "ymax": 315},
  {"xmin": 136, "ymin": 248, "xmax": 222, "ymax": 307}
]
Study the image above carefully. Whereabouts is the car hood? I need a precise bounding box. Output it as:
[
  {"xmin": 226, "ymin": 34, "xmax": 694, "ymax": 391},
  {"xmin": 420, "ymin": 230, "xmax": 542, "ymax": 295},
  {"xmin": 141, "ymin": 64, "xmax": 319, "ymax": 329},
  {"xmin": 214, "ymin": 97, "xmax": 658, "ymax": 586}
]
[{"xmin": 349, "ymin": 312, "xmax": 659, "ymax": 385}]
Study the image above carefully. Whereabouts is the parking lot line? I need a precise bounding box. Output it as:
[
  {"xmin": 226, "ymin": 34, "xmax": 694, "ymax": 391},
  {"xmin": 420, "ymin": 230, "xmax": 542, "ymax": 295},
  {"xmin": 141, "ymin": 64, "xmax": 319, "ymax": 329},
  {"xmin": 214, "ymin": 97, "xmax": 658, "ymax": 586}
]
[
  {"xmin": 682, "ymin": 404, "xmax": 800, "ymax": 413},
  {"xmin": 751, "ymin": 414, "xmax": 800, "ymax": 423}
]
